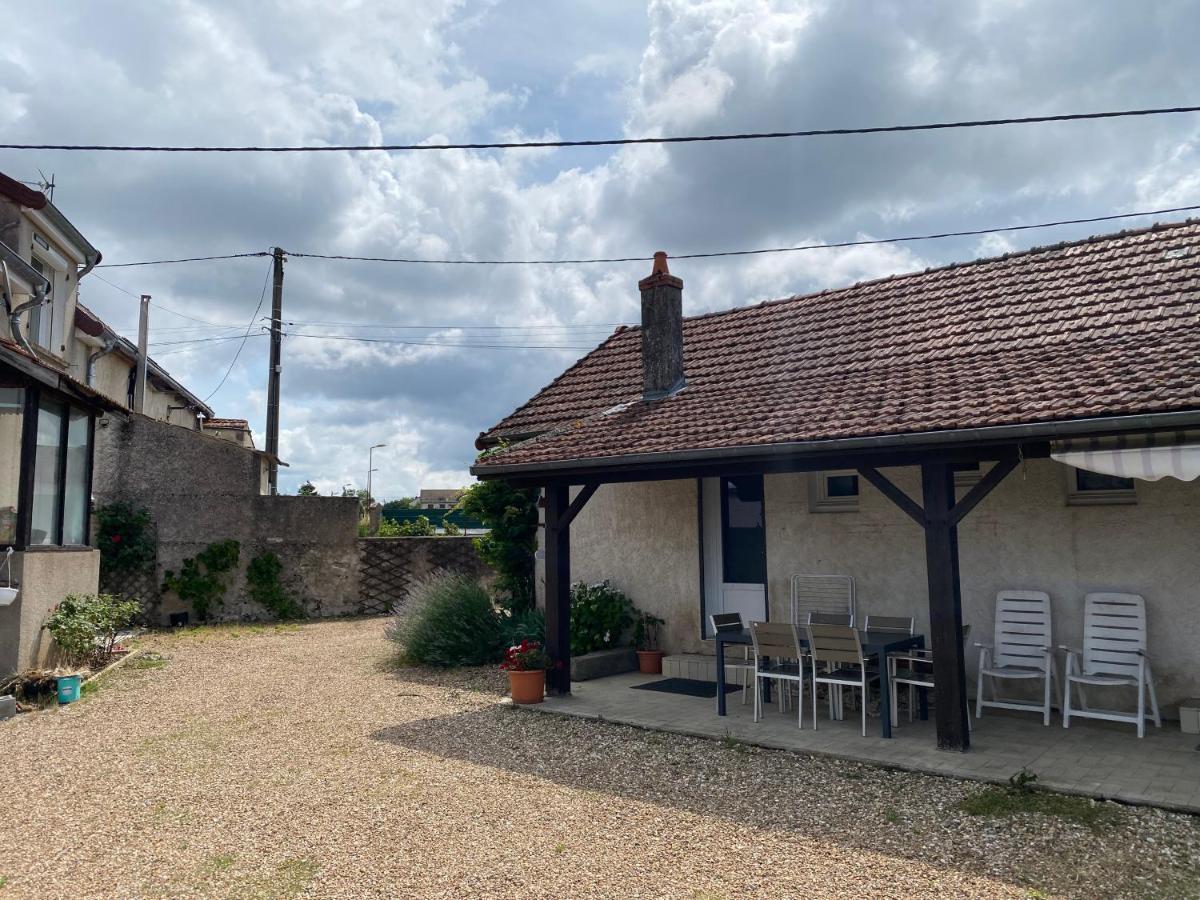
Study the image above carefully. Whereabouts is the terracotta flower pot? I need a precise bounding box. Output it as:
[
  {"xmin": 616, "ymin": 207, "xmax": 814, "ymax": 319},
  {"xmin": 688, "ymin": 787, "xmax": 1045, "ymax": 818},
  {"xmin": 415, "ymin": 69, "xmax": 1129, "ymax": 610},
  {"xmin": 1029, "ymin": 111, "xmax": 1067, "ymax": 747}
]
[
  {"xmin": 637, "ymin": 650, "xmax": 665, "ymax": 674},
  {"xmin": 508, "ymin": 669, "xmax": 545, "ymax": 704}
]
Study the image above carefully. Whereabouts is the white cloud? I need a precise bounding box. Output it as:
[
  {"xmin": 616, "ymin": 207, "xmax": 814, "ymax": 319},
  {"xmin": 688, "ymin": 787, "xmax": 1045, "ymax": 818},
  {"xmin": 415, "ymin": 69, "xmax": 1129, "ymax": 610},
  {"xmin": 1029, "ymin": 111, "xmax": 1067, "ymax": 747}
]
[{"xmin": 2, "ymin": 0, "xmax": 1197, "ymax": 497}]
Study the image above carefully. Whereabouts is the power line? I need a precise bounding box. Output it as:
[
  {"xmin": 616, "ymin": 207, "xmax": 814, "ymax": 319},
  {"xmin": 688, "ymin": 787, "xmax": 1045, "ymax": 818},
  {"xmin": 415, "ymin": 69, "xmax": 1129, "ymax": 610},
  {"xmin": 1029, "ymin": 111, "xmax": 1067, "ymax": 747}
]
[
  {"xmin": 5, "ymin": 105, "xmax": 1200, "ymax": 153},
  {"xmin": 272, "ymin": 319, "xmax": 628, "ymax": 331},
  {"xmin": 98, "ymin": 251, "xmax": 270, "ymax": 268},
  {"xmin": 281, "ymin": 332, "xmax": 599, "ymax": 351},
  {"xmin": 93, "ymin": 203, "xmax": 1200, "ymax": 270},
  {"xmin": 150, "ymin": 332, "xmax": 270, "ymax": 348},
  {"xmin": 203, "ymin": 259, "xmax": 274, "ymax": 403}
]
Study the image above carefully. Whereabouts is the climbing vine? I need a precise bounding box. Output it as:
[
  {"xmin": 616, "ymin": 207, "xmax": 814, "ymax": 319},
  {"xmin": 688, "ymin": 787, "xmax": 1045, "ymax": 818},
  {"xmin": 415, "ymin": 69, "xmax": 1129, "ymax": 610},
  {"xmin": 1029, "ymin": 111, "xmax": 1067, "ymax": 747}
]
[
  {"xmin": 161, "ymin": 540, "xmax": 240, "ymax": 622},
  {"xmin": 95, "ymin": 502, "xmax": 156, "ymax": 579},
  {"xmin": 246, "ymin": 551, "xmax": 306, "ymax": 620}
]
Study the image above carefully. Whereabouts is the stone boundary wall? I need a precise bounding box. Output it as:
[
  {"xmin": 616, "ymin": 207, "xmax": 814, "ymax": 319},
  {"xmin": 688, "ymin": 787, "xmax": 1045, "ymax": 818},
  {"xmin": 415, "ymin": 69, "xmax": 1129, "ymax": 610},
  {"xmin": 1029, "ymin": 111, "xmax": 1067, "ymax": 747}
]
[
  {"xmin": 94, "ymin": 414, "xmax": 362, "ymax": 623},
  {"xmin": 358, "ymin": 536, "xmax": 492, "ymax": 614}
]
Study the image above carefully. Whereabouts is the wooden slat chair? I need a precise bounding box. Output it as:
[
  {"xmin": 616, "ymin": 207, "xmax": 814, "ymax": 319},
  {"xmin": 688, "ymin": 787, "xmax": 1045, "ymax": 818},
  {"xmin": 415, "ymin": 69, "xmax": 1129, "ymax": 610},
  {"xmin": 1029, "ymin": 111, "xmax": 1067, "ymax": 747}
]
[
  {"xmin": 863, "ymin": 615, "xmax": 915, "ymax": 635},
  {"xmin": 709, "ymin": 612, "xmax": 754, "ymax": 706},
  {"xmin": 1061, "ymin": 593, "xmax": 1161, "ymax": 738},
  {"xmin": 976, "ymin": 590, "xmax": 1061, "ymax": 726},
  {"xmin": 806, "ymin": 611, "xmax": 854, "ymax": 627},
  {"xmin": 748, "ymin": 621, "xmax": 806, "ymax": 728},
  {"xmin": 806, "ymin": 623, "xmax": 870, "ymax": 736},
  {"xmin": 887, "ymin": 625, "xmax": 972, "ymax": 729}
]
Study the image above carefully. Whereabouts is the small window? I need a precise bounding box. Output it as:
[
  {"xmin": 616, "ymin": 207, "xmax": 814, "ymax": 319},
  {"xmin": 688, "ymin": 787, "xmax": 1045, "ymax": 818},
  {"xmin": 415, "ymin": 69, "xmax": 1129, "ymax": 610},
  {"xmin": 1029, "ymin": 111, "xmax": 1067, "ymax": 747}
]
[
  {"xmin": 1066, "ymin": 467, "xmax": 1136, "ymax": 506},
  {"xmin": 953, "ymin": 463, "xmax": 981, "ymax": 487},
  {"xmin": 809, "ymin": 470, "xmax": 860, "ymax": 512}
]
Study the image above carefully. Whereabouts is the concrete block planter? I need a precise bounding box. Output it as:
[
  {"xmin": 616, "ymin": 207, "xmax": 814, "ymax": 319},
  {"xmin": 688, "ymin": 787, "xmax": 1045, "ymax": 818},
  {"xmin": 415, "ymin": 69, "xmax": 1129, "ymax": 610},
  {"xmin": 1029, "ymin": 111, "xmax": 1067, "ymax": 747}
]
[{"xmin": 570, "ymin": 648, "xmax": 637, "ymax": 682}]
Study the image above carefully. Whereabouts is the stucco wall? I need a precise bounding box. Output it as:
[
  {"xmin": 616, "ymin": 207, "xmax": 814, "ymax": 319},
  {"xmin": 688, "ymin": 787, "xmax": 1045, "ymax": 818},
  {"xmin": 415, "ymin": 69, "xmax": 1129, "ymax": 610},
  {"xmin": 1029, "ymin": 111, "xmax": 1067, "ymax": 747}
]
[
  {"xmin": 93, "ymin": 414, "xmax": 361, "ymax": 624},
  {"xmin": 0, "ymin": 548, "xmax": 100, "ymax": 674},
  {"xmin": 561, "ymin": 459, "xmax": 1200, "ymax": 710}
]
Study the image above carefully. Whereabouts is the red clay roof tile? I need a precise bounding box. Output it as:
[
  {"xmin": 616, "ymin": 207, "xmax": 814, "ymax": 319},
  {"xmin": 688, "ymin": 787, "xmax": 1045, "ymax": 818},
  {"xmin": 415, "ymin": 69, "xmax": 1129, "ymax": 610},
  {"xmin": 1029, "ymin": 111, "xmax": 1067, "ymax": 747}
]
[{"xmin": 475, "ymin": 219, "xmax": 1200, "ymax": 470}]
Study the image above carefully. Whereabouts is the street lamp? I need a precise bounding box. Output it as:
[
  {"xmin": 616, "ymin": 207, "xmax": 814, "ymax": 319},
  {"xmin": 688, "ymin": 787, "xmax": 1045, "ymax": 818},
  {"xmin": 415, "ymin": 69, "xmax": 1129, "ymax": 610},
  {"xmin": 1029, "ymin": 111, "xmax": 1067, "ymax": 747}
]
[{"xmin": 366, "ymin": 443, "xmax": 387, "ymax": 531}]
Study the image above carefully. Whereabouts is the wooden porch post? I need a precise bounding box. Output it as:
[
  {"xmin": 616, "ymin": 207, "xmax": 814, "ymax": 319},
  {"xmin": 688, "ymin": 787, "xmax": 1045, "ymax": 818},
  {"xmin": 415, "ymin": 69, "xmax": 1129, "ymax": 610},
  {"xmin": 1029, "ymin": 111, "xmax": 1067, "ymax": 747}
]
[
  {"xmin": 920, "ymin": 460, "xmax": 970, "ymax": 751},
  {"xmin": 543, "ymin": 484, "xmax": 572, "ymax": 695}
]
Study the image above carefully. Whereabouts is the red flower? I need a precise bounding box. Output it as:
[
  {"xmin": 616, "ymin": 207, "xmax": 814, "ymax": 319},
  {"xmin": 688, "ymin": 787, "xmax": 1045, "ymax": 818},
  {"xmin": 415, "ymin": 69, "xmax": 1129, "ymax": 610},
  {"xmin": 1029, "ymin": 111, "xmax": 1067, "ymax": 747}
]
[{"xmin": 110, "ymin": 534, "xmax": 122, "ymax": 544}]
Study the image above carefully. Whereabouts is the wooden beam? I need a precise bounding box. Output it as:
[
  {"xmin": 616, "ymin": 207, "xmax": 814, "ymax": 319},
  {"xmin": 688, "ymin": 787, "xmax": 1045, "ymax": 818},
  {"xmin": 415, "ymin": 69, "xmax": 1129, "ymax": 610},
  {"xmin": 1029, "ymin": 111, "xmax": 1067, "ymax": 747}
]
[
  {"xmin": 543, "ymin": 484, "xmax": 572, "ymax": 695},
  {"xmin": 560, "ymin": 482, "xmax": 598, "ymax": 530},
  {"xmin": 921, "ymin": 460, "xmax": 970, "ymax": 752},
  {"xmin": 949, "ymin": 457, "xmax": 1018, "ymax": 526},
  {"xmin": 858, "ymin": 466, "xmax": 925, "ymax": 526}
]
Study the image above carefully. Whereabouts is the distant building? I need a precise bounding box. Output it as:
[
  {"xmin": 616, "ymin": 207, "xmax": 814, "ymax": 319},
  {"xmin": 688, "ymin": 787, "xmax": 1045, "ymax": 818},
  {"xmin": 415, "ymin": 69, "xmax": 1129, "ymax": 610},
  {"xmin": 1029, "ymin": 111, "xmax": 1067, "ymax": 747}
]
[
  {"xmin": 203, "ymin": 417, "xmax": 255, "ymax": 449},
  {"xmin": 417, "ymin": 488, "xmax": 463, "ymax": 510}
]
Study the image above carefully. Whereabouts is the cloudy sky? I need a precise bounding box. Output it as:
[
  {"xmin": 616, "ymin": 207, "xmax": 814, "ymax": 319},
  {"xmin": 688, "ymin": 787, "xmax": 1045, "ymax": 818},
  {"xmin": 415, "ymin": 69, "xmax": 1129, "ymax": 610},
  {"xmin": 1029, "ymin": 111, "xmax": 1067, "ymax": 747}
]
[{"xmin": 2, "ymin": 0, "xmax": 1198, "ymax": 497}]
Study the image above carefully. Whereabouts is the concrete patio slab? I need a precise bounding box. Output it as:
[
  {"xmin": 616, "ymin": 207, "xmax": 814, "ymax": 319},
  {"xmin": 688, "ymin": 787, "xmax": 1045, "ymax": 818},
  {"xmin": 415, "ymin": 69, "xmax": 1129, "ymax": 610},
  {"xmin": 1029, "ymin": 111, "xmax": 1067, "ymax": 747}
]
[{"xmin": 525, "ymin": 671, "xmax": 1200, "ymax": 814}]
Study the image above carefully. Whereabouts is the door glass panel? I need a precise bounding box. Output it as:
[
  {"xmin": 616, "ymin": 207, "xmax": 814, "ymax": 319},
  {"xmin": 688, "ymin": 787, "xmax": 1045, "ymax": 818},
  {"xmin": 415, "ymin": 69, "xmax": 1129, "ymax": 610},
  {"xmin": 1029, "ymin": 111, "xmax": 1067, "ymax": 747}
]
[
  {"xmin": 721, "ymin": 475, "xmax": 766, "ymax": 584},
  {"xmin": 31, "ymin": 398, "xmax": 64, "ymax": 545},
  {"xmin": 62, "ymin": 408, "xmax": 90, "ymax": 545},
  {"xmin": 0, "ymin": 387, "xmax": 23, "ymax": 544}
]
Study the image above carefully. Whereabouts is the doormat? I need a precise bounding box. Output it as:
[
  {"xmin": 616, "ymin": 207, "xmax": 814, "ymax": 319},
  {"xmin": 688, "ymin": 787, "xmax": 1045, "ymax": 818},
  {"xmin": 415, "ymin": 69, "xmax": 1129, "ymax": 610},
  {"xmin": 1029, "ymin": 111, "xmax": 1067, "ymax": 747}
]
[{"xmin": 631, "ymin": 678, "xmax": 742, "ymax": 699}]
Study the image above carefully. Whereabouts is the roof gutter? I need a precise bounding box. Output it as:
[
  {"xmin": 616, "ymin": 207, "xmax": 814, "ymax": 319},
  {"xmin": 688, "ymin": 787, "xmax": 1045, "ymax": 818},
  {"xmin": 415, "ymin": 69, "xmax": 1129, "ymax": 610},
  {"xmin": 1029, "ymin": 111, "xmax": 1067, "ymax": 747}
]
[
  {"xmin": 40, "ymin": 202, "xmax": 102, "ymax": 276},
  {"xmin": 471, "ymin": 408, "xmax": 1200, "ymax": 479}
]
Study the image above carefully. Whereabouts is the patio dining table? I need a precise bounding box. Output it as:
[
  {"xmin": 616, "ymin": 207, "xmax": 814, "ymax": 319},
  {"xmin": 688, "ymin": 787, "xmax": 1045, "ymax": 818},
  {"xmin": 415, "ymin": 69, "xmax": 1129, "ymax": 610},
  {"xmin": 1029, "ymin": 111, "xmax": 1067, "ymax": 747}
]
[{"xmin": 714, "ymin": 627, "xmax": 927, "ymax": 738}]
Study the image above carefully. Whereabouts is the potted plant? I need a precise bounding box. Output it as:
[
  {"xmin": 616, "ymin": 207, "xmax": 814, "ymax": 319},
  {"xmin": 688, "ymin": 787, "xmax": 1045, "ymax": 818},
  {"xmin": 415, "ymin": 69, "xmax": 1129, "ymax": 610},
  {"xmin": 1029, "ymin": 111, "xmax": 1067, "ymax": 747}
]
[
  {"xmin": 633, "ymin": 611, "xmax": 666, "ymax": 674},
  {"xmin": 501, "ymin": 639, "xmax": 551, "ymax": 704}
]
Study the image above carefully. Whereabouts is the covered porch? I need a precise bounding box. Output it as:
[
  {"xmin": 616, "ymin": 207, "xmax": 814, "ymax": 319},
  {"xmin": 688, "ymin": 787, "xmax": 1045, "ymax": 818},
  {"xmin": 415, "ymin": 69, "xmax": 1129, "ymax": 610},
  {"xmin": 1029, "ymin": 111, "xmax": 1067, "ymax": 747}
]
[{"xmin": 525, "ymin": 668, "xmax": 1200, "ymax": 814}]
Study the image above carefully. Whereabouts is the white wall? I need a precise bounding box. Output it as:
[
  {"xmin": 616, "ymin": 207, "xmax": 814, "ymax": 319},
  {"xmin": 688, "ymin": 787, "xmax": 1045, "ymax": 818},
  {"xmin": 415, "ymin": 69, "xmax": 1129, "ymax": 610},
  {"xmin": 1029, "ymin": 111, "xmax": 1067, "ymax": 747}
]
[{"xmin": 562, "ymin": 459, "xmax": 1200, "ymax": 711}]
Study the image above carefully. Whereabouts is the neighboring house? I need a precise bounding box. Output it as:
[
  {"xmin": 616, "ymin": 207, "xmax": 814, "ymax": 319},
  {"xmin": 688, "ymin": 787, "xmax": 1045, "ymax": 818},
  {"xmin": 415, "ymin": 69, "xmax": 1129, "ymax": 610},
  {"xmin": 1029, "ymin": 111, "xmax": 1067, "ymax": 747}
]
[
  {"xmin": 417, "ymin": 488, "xmax": 463, "ymax": 510},
  {"xmin": 0, "ymin": 171, "xmax": 280, "ymax": 672},
  {"xmin": 202, "ymin": 417, "xmax": 256, "ymax": 449},
  {"xmin": 0, "ymin": 172, "xmax": 120, "ymax": 673},
  {"xmin": 472, "ymin": 221, "xmax": 1200, "ymax": 751}
]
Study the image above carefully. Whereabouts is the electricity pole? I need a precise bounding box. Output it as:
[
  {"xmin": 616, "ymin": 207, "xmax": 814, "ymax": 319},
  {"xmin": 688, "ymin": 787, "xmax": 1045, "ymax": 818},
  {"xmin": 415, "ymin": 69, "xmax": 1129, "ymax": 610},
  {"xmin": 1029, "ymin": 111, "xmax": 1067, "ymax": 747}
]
[
  {"xmin": 265, "ymin": 247, "xmax": 285, "ymax": 494},
  {"xmin": 134, "ymin": 294, "xmax": 150, "ymax": 414}
]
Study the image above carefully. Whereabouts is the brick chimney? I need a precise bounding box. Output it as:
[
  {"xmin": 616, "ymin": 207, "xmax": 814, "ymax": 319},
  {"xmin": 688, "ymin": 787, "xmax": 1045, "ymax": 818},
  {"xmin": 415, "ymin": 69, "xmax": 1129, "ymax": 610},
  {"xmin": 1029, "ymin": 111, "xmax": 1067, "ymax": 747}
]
[{"xmin": 638, "ymin": 251, "xmax": 685, "ymax": 400}]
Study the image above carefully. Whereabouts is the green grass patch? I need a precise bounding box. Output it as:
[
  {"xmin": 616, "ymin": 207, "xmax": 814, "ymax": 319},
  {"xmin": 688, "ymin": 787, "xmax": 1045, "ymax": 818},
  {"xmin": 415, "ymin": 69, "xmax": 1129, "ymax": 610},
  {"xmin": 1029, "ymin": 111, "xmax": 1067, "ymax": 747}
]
[
  {"xmin": 127, "ymin": 652, "xmax": 167, "ymax": 670},
  {"xmin": 0, "ymin": 874, "xmax": 8, "ymax": 889},
  {"xmin": 268, "ymin": 858, "xmax": 319, "ymax": 898},
  {"xmin": 958, "ymin": 785, "xmax": 1119, "ymax": 829},
  {"xmin": 200, "ymin": 853, "xmax": 236, "ymax": 875}
]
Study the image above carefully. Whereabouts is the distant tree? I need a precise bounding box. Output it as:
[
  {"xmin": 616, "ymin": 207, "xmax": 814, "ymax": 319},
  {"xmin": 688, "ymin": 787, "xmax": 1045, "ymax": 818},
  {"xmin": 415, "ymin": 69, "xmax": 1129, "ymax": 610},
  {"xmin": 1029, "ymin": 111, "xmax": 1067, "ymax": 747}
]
[
  {"xmin": 382, "ymin": 497, "xmax": 418, "ymax": 512},
  {"xmin": 297, "ymin": 482, "xmax": 318, "ymax": 496}
]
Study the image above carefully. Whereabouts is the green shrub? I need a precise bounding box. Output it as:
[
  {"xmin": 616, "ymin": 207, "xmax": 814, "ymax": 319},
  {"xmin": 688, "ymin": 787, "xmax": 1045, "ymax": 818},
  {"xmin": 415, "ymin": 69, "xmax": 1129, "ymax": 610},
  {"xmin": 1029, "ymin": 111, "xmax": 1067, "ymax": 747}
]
[
  {"xmin": 246, "ymin": 552, "xmax": 306, "ymax": 620},
  {"xmin": 570, "ymin": 580, "xmax": 634, "ymax": 656},
  {"xmin": 95, "ymin": 502, "xmax": 155, "ymax": 579},
  {"xmin": 44, "ymin": 593, "xmax": 141, "ymax": 667},
  {"xmin": 396, "ymin": 515, "xmax": 437, "ymax": 536},
  {"xmin": 162, "ymin": 539, "xmax": 240, "ymax": 622},
  {"xmin": 389, "ymin": 572, "xmax": 503, "ymax": 666},
  {"xmin": 377, "ymin": 517, "xmax": 402, "ymax": 537},
  {"xmin": 500, "ymin": 606, "xmax": 545, "ymax": 647}
]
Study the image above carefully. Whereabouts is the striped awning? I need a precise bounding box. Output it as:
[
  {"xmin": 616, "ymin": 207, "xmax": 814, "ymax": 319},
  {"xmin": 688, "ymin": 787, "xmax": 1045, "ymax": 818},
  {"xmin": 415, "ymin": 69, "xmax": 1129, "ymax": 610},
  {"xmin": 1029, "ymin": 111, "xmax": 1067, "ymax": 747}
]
[{"xmin": 1051, "ymin": 432, "xmax": 1200, "ymax": 482}]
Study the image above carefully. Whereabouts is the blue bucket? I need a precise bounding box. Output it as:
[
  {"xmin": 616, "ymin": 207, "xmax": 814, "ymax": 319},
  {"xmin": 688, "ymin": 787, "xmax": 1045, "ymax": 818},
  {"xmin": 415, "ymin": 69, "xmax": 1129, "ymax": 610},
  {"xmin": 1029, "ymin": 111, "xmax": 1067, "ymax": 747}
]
[{"xmin": 57, "ymin": 675, "xmax": 82, "ymax": 704}]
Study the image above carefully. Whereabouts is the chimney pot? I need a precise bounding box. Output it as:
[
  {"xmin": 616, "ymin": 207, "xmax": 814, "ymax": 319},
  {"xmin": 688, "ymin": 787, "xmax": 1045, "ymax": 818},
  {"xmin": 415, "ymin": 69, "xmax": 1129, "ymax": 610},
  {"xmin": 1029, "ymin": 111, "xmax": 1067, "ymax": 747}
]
[{"xmin": 638, "ymin": 251, "xmax": 685, "ymax": 400}]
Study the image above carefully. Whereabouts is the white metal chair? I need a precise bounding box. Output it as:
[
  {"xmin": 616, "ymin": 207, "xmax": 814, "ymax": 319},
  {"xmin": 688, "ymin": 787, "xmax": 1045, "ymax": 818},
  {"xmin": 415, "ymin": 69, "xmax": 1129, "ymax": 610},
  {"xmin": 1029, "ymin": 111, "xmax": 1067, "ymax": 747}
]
[
  {"xmin": 1061, "ymin": 593, "xmax": 1161, "ymax": 738},
  {"xmin": 806, "ymin": 623, "xmax": 869, "ymax": 736},
  {"xmin": 976, "ymin": 590, "xmax": 1061, "ymax": 726},
  {"xmin": 888, "ymin": 625, "xmax": 972, "ymax": 730},
  {"xmin": 790, "ymin": 574, "xmax": 855, "ymax": 627},
  {"xmin": 748, "ymin": 621, "xmax": 806, "ymax": 727},
  {"xmin": 710, "ymin": 612, "xmax": 754, "ymax": 706}
]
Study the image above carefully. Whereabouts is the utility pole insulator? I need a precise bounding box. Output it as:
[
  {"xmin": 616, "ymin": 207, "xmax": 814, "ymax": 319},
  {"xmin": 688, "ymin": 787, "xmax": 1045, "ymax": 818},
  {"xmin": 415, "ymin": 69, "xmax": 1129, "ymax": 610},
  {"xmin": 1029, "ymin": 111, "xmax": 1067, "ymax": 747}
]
[{"xmin": 265, "ymin": 247, "xmax": 285, "ymax": 494}]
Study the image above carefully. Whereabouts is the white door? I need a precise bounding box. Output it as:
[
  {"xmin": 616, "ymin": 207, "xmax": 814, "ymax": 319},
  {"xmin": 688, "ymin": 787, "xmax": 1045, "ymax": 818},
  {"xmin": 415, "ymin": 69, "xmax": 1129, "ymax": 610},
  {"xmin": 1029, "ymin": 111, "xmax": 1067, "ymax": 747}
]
[{"xmin": 702, "ymin": 476, "xmax": 768, "ymax": 634}]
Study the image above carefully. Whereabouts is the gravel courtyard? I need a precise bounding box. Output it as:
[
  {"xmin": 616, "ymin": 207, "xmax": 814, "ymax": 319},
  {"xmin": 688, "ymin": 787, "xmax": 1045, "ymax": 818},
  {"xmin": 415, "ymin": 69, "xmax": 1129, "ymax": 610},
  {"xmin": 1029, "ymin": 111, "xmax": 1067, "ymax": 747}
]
[{"xmin": 1, "ymin": 617, "xmax": 1197, "ymax": 899}]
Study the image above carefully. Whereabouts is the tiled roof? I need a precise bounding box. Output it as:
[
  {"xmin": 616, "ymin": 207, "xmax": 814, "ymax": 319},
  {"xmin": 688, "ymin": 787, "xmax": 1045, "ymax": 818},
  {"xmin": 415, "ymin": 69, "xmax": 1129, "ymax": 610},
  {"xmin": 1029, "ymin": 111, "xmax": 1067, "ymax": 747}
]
[
  {"xmin": 475, "ymin": 219, "xmax": 1200, "ymax": 471},
  {"xmin": 204, "ymin": 418, "xmax": 250, "ymax": 430}
]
